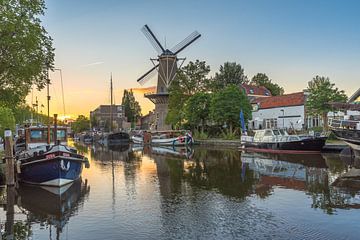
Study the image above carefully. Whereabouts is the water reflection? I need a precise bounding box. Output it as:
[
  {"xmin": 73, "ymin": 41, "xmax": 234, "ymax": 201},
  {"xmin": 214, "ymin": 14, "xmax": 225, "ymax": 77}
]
[
  {"xmin": 2, "ymin": 180, "xmax": 90, "ymax": 239},
  {"xmin": 1, "ymin": 145, "xmax": 360, "ymax": 239}
]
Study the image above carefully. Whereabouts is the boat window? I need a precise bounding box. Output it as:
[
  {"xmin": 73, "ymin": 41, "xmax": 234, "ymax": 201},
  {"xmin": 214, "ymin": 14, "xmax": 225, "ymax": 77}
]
[
  {"xmin": 30, "ymin": 130, "xmax": 47, "ymax": 142},
  {"xmin": 57, "ymin": 130, "xmax": 66, "ymax": 141},
  {"xmin": 273, "ymin": 130, "xmax": 281, "ymax": 135},
  {"xmin": 264, "ymin": 130, "xmax": 272, "ymax": 136}
]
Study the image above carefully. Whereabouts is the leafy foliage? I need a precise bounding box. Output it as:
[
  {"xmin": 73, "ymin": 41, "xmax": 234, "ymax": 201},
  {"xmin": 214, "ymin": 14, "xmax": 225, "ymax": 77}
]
[
  {"xmin": 211, "ymin": 62, "xmax": 248, "ymax": 90},
  {"xmin": 184, "ymin": 92, "xmax": 211, "ymax": 132},
  {"xmin": 210, "ymin": 85, "xmax": 252, "ymax": 134},
  {"xmin": 166, "ymin": 60, "xmax": 211, "ymax": 127},
  {"xmin": 122, "ymin": 89, "xmax": 141, "ymax": 124},
  {"xmin": 71, "ymin": 115, "xmax": 90, "ymax": 133},
  {"xmin": 306, "ymin": 76, "xmax": 347, "ymax": 129},
  {"xmin": 251, "ymin": 73, "xmax": 284, "ymax": 96},
  {"xmin": 13, "ymin": 104, "xmax": 49, "ymax": 124},
  {"xmin": 0, "ymin": 0, "xmax": 55, "ymax": 108},
  {"xmin": 0, "ymin": 106, "xmax": 15, "ymax": 138}
]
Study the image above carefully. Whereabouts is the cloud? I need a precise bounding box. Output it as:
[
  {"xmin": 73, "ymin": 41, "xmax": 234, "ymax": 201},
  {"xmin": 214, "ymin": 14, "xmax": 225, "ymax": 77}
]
[{"xmin": 80, "ymin": 61, "xmax": 104, "ymax": 67}]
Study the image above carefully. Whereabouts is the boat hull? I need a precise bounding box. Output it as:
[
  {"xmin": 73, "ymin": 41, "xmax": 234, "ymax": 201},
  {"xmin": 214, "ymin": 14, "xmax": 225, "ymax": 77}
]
[
  {"xmin": 241, "ymin": 137, "xmax": 327, "ymax": 154},
  {"xmin": 131, "ymin": 135, "xmax": 193, "ymax": 146},
  {"xmin": 332, "ymin": 128, "xmax": 360, "ymax": 158},
  {"xmin": 18, "ymin": 156, "xmax": 84, "ymax": 187}
]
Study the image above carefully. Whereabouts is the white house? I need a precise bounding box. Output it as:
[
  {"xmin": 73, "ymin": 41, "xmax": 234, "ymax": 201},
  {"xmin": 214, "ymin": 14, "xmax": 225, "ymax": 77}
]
[{"xmin": 249, "ymin": 92, "xmax": 322, "ymax": 130}]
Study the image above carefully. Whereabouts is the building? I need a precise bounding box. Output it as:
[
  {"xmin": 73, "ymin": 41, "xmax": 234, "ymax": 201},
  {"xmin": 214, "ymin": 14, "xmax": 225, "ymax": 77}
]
[
  {"xmin": 249, "ymin": 91, "xmax": 322, "ymax": 130},
  {"xmin": 140, "ymin": 111, "xmax": 155, "ymax": 130},
  {"xmin": 240, "ymin": 84, "xmax": 272, "ymax": 101},
  {"xmin": 90, "ymin": 105, "xmax": 125, "ymax": 131}
]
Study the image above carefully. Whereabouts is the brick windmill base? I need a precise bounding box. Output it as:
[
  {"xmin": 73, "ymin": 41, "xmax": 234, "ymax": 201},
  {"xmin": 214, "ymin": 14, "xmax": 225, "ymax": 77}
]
[{"xmin": 145, "ymin": 92, "xmax": 171, "ymax": 130}]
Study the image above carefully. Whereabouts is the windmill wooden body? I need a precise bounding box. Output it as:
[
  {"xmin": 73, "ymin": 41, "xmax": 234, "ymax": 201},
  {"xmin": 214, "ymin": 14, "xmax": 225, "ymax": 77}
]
[{"xmin": 137, "ymin": 25, "xmax": 201, "ymax": 130}]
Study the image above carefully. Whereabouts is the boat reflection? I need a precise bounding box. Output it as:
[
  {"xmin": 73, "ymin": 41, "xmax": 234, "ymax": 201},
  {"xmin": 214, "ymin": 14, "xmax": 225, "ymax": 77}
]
[
  {"xmin": 148, "ymin": 147, "xmax": 360, "ymax": 214},
  {"xmin": 143, "ymin": 145, "xmax": 194, "ymax": 159},
  {"xmin": 16, "ymin": 179, "xmax": 90, "ymax": 239}
]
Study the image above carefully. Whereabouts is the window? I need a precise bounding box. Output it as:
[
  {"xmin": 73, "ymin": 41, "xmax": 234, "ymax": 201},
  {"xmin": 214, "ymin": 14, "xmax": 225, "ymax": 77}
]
[{"xmin": 265, "ymin": 118, "xmax": 277, "ymax": 129}]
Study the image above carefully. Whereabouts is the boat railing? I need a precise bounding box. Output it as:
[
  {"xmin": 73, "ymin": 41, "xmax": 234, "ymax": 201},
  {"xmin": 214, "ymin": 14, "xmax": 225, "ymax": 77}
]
[{"xmin": 329, "ymin": 118, "xmax": 360, "ymax": 130}]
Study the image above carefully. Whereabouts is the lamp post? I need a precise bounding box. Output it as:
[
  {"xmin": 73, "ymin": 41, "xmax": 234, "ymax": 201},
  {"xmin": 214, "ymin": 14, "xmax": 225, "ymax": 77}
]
[{"xmin": 281, "ymin": 109, "xmax": 285, "ymax": 129}]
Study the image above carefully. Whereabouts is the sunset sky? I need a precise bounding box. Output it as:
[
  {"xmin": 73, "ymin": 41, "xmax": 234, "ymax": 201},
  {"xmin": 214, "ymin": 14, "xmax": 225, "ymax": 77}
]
[{"xmin": 28, "ymin": 0, "xmax": 360, "ymax": 119}]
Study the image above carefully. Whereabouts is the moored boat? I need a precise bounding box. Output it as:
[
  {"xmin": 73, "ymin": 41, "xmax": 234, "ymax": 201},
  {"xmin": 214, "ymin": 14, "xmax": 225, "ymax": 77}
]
[
  {"xmin": 16, "ymin": 126, "xmax": 89, "ymax": 186},
  {"xmin": 330, "ymin": 118, "xmax": 360, "ymax": 158},
  {"xmin": 131, "ymin": 130, "xmax": 193, "ymax": 146},
  {"xmin": 241, "ymin": 129, "xmax": 327, "ymax": 154}
]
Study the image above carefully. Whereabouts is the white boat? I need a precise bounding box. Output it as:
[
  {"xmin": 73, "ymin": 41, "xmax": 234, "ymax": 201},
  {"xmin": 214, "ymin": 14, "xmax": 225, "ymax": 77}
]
[{"xmin": 131, "ymin": 130, "xmax": 193, "ymax": 146}]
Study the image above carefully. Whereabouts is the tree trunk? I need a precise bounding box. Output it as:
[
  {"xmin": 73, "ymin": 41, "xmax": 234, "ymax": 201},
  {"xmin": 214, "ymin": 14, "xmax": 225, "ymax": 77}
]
[
  {"xmin": 322, "ymin": 112, "xmax": 328, "ymax": 131},
  {"xmin": 229, "ymin": 122, "xmax": 233, "ymax": 135}
]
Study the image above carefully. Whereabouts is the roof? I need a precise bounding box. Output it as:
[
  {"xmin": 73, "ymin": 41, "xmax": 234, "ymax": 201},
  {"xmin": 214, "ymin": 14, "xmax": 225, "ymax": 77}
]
[
  {"xmin": 252, "ymin": 92, "xmax": 305, "ymax": 109},
  {"xmin": 241, "ymin": 84, "xmax": 271, "ymax": 97},
  {"xmin": 348, "ymin": 88, "xmax": 360, "ymax": 103}
]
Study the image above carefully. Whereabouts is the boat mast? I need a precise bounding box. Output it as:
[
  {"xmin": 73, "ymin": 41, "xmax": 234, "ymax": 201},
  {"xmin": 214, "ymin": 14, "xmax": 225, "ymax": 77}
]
[
  {"xmin": 47, "ymin": 72, "xmax": 51, "ymax": 144},
  {"xmin": 110, "ymin": 73, "xmax": 113, "ymax": 133}
]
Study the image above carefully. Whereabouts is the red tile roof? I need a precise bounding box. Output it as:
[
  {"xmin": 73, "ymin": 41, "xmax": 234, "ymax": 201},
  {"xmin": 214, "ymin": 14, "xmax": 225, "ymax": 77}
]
[
  {"xmin": 252, "ymin": 92, "xmax": 305, "ymax": 109},
  {"xmin": 241, "ymin": 84, "xmax": 271, "ymax": 97}
]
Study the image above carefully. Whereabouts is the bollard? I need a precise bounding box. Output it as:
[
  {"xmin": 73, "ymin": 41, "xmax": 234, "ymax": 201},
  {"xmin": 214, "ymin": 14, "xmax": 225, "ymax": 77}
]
[{"xmin": 4, "ymin": 129, "xmax": 15, "ymax": 186}]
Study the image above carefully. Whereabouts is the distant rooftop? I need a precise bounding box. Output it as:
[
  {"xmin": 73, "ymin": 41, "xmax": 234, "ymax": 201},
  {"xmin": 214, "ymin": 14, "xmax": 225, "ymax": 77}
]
[
  {"xmin": 252, "ymin": 92, "xmax": 305, "ymax": 109},
  {"xmin": 241, "ymin": 84, "xmax": 271, "ymax": 97}
]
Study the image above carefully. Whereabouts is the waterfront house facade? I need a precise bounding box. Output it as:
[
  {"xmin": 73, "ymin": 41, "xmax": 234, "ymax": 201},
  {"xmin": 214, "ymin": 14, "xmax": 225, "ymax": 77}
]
[
  {"xmin": 90, "ymin": 105, "xmax": 125, "ymax": 131},
  {"xmin": 249, "ymin": 91, "xmax": 323, "ymax": 130}
]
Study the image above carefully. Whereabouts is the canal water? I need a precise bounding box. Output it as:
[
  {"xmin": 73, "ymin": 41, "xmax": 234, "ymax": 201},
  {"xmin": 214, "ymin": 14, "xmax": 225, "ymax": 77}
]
[{"xmin": 1, "ymin": 144, "xmax": 360, "ymax": 239}]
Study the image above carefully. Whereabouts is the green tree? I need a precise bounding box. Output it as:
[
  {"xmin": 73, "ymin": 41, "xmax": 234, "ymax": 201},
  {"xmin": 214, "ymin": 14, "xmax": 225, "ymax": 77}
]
[
  {"xmin": 166, "ymin": 60, "xmax": 211, "ymax": 127},
  {"xmin": 210, "ymin": 85, "xmax": 252, "ymax": 134},
  {"xmin": 306, "ymin": 76, "xmax": 347, "ymax": 130},
  {"xmin": 71, "ymin": 115, "xmax": 90, "ymax": 133},
  {"xmin": 251, "ymin": 73, "xmax": 284, "ymax": 96},
  {"xmin": 0, "ymin": 106, "xmax": 15, "ymax": 138},
  {"xmin": 0, "ymin": 0, "xmax": 55, "ymax": 109},
  {"xmin": 184, "ymin": 92, "xmax": 211, "ymax": 132},
  {"xmin": 211, "ymin": 62, "xmax": 248, "ymax": 90},
  {"xmin": 122, "ymin": 89, "xmax": 141, "ymax": 125}
]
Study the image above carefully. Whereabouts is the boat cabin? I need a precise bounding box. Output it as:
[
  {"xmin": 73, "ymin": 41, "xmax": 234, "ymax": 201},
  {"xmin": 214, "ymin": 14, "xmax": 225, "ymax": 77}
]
[{"xmin": 24, "ymin": 126, "xmax": 68, "ymax": 149}]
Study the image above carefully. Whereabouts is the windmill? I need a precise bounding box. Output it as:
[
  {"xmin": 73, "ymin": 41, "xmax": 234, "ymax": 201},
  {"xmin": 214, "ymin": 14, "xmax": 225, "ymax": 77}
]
[{"xmin": 137, "ymin": 24, "xmax": 201, "ymax": 130}]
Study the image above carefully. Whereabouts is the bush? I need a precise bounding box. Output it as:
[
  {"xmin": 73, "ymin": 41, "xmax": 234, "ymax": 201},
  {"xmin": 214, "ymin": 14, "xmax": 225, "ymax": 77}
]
[
  {"xmin": 193, "ymin": 130, "xmax": 209, "ymax": 140},
  {"xmin": 0, "ymin": 106, "xmax": 15, "ymax": 138}
]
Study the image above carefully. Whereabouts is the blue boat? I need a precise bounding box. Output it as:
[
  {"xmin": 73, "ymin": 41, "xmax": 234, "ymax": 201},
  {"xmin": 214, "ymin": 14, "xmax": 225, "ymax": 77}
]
[{"xmin": 16, "ymin": 126, "xmax": 89, "ymax": 186}]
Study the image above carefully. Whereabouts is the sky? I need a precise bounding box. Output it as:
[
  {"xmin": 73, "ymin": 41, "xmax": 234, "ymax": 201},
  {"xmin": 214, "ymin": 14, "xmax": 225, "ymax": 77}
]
[{"xmin": 28, "ymin": 0, "xmax": 360, "ymax": 119}]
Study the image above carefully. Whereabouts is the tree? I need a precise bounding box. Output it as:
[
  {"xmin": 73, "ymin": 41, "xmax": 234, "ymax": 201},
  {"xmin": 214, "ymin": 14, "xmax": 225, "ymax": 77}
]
[
  {"xmin": 306, "ymin": 76, "xmax": 347, "ymax": 130},
  {"xmin": 71, "ymin": 115, "xmax": 90, "ymax": 133},
  {"xmin": 0, "ymin": 106, "xmax": 15, "ymax": 138},
  {"xmin": 0, "ymin": 0, "xmax": 55, "ymax": 109},
  {"xmin": 211, "ymin": 62, "xmax": 248, "ymax": 90},
  {"xmin": 184, "ymin": 92, "xmax": 211, "ymax": 132},
  {"xmin": 166, "ymin": 60, "xmax": 211, "ymax": 127},
  {"xmin": 251, "ymin": 73, "xmax": 284, "ymax": 96},
  {"xmin": 121, "ymin": 89, "xmax": 141, "ymax": 124},
  {"xmin": 210, "ymin": 85, "xmax": 252, "ymax": 134}
]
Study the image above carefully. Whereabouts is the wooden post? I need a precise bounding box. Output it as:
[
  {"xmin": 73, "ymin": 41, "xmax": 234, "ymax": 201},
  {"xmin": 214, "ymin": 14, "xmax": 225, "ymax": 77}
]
[
  {"xmin": 5, "ymin": 185, "xmax": 15, "ymax": 239},
  {"xmin": 4, "ymin": 129, "xmax": 14, "ymax": 186}
]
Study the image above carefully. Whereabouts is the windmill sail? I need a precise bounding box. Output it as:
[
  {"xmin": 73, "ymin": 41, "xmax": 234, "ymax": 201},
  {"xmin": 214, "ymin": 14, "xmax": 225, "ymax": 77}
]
[
  {"xmin": 141, "ymin": 25, "xmax": 165, "ymax": 54},
  {"xmin": 171, "ymin": 31, "xmax": 201, "ymax": 55}
]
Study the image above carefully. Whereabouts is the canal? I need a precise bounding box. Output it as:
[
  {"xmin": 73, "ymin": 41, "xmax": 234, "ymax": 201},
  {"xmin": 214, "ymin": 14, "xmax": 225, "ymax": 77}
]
[{"xmin": 1, "ymin": 144, "xmax": 360, "ymax": 239}]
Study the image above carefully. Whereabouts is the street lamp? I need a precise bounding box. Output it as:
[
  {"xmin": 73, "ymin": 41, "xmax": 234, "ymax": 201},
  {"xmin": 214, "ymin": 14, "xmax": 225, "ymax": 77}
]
[{"xmin": 280, "ymin": 109, "xmax": 285, "ymax": 129}]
